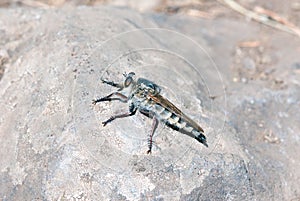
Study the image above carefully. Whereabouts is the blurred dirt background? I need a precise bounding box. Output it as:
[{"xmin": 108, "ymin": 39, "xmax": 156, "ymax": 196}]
[
  {"xmin": 0, "ymin": 0, "xmax": 299, "ymax": 200},
  {"xmin": 1, "ymin": 0, "xmax": 300, "ymax": 85}
]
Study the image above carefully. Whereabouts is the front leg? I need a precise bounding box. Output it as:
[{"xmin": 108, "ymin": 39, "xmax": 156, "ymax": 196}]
[
  {"xmin": 102, "ymin": 104, "xmax": 137, "ymax": 126},
  {"xmin": 92, "ymin": 92, "xmax": 128, "ymax": 105},
  {"xmin": 101, "ymin": 79, "xmax": 123, "ymax": 90}
]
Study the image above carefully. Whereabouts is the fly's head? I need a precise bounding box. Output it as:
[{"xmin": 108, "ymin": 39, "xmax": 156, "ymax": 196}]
[
  {"xmin": 137, "ymin": 78, "xmax": 161, "ymax": 96},
  {"xmin": 120, "ymin": 72, "xmax": 137, "ymax": 96},
  {"xmin": 123, "ymin": 72, "xmax": 136, "ymax": 87}
]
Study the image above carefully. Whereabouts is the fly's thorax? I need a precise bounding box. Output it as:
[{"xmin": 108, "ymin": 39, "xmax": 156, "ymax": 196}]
[
  {"xmin": 137, "ymin": 78, "xmax": 161, "ymax": 96},
  {"xmin": 125, "ymin": 77, "xmax": 161, "ymax": 101},
  {"xmin": 129, "ymin": 82, "xmax": 154, "ymax": 103},
  {"xmin": 130, "ymin": 90, "xmax": 154, "ymax": 111}
]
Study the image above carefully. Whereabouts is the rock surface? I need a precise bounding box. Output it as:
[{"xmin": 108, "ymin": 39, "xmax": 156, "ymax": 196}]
[{"xmin": 0, "ymin": 5, "xmax": 299, "ymax": 201}]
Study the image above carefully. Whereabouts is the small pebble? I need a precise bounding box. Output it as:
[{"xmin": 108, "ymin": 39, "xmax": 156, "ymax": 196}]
[{"xmin": 241, "ymin": 77, "xmax": 247, "ymax": 83}]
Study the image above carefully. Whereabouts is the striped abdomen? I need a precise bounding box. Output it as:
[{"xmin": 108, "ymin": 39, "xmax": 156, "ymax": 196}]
[{"xmin": 151, "ymin": 102, "xmax": 208, "ymax": 147}]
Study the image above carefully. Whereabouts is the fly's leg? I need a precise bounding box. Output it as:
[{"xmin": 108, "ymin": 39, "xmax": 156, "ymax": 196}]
[
  {"xmin": 139, "ymin": 109, "xmax": 158, "ymax": 154},
  {"xmin": 92, "ymin": 92, "xmax": 127, "ymax": 105},
  {"xmin": 102, "ymin": 111, "xmax": 136, "ymax": 126},
  {"xmin": 102, "ymin": 103, "xmax": 136, "ymax": 126},
  {"xmin": 147, "ymin": 116, "xmax": 159, "ymax": 154},
  {"xmin": 101, "ymin": 79, "xmax": 123, "ymax": 89}
]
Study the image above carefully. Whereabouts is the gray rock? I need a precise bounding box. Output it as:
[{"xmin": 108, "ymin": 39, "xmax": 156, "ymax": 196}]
[{"xmin": 0, "ymin": 5, "xmax": 299, "ymax": 201}]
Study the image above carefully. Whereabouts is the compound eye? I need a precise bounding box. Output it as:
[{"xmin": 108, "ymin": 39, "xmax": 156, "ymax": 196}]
[{"xmin": 124, "ymin": 77, "xmax": 133, "ymax": 87}]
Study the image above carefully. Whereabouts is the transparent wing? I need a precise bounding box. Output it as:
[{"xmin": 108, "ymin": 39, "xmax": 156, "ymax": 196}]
[{"xmin": 149, "ymin": 94, "xmax": 204, "ymax": 132}]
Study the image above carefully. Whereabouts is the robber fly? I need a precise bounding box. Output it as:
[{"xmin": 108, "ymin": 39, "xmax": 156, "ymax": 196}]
[{"xmin": 92, "ymin": 72, "xmax": 208, "ymax": 153}]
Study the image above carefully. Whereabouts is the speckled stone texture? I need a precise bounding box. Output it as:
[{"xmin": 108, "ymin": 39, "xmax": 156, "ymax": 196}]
[{"xmin": 0, "ymin": 6, "xmax": 299, "ymax": 201}]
